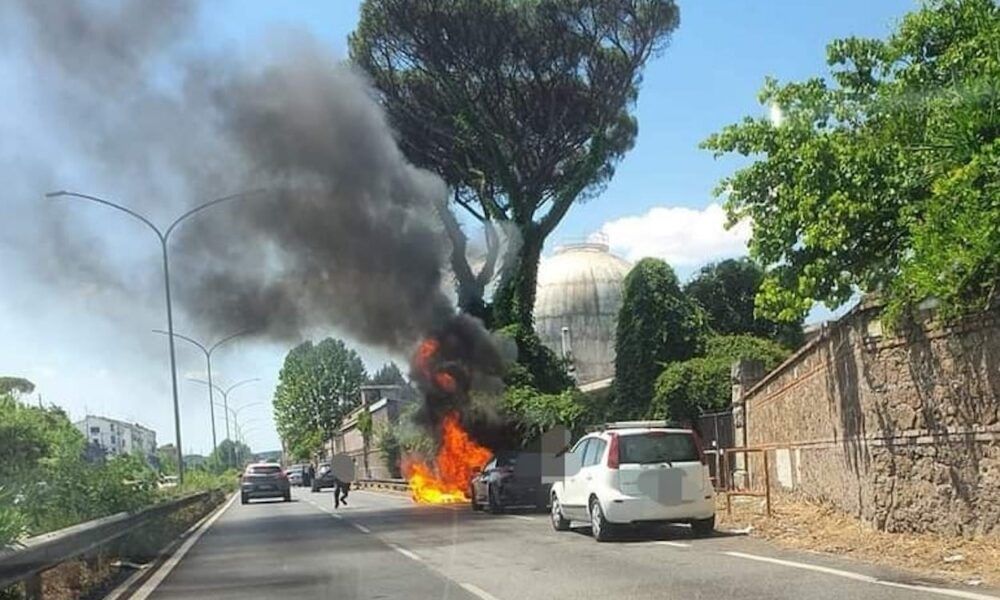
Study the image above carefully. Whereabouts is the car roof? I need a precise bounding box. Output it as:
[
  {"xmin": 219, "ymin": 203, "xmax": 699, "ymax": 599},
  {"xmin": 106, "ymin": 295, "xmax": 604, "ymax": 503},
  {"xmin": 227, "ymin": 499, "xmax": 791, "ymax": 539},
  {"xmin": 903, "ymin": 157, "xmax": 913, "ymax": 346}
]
[
  {"xmin": 586, "ymin": 427, "xmax": 693, "ymax": 438},
  {"xmin": 246, "ymin": 462, "xmax": 282, "ymax": 468}
]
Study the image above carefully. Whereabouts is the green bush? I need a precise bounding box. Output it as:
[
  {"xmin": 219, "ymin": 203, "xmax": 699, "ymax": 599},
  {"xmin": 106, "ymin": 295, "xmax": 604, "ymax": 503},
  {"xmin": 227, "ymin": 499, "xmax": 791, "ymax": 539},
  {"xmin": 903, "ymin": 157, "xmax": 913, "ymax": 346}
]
[
  {"xmin": 649, "ymin": 335, "xmax": 789, "ymax": 422},
  {"xmin": 614, "ymin": 258, "xmax": 707, "ymax": 418}
]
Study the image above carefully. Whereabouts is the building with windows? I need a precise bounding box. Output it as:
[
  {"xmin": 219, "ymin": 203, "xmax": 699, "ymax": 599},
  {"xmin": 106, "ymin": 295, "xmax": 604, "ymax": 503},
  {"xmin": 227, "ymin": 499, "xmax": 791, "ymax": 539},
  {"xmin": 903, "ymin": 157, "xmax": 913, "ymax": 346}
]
[{"xmin": 74, "ymin": 415, "xmax": 157, "ymax": 461}]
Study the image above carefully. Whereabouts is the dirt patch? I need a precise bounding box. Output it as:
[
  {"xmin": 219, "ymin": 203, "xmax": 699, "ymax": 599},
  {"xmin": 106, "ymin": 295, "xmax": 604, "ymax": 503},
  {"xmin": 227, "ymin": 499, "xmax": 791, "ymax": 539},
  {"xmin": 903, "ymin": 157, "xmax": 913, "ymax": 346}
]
[{"xmin": 717, "ymin": 495, "xmax": 1000, "ymax": 587}]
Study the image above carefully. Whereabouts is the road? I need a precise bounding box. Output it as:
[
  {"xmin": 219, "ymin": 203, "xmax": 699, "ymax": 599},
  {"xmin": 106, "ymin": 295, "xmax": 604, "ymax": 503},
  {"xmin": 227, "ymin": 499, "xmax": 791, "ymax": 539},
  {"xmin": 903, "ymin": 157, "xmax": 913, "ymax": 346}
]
[{"xmin": 140, "ymin": 487, "xmax": 998, "ymax": 600}]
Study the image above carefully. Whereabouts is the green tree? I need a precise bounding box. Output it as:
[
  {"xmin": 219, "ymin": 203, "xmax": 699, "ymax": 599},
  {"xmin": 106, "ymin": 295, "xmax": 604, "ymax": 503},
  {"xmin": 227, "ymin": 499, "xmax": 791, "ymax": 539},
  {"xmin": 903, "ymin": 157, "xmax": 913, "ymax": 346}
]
[
  {"xmin": 650, "ymin": 335, "xmax": 789, "ymax": 423},
  {"xmin": 350, "ymin": 0, "xmax": 680, "ymax": 330},
  {"xmin": 369, "ymin": 362, "xmax": 406, "ymax": 386},
  {"xmin": 685, "ymin": 258, "xmax": 804, "ymax": 348},
  {"xmin": 208, "ymin": 439, "xmax": 252, "ymax": 471},
  {"xmin": 614, "ymin": 258, "xmax": 706, "ymax": 418},
  {"xmin": 156, "ymin": 444, "xmax": 179, "ymax": 475},
  {"xmin": 356, "ymin": 409, "xmax": 373, "ymax": 478},
  {"xmin": 0, "ymin": 376, "xmax": 35, "ymax": 397},
  {"xmin": 703, "ymin": 0, "xmax": 1000, "ymax": 323},
  {"xmin": 272, "ymin": 338, "xmax": 368, "ymax": 460},
  {"xmin": 373, "ymin": 422, "xmax": 402, "ymax": 478}
]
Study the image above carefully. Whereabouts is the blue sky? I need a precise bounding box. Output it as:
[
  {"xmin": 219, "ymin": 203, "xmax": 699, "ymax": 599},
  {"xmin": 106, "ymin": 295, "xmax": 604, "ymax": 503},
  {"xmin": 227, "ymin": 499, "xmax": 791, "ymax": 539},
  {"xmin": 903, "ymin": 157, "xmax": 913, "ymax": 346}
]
[{"xmin": 0, "ymin": 0, "xmax": 918, "ymax": 455}]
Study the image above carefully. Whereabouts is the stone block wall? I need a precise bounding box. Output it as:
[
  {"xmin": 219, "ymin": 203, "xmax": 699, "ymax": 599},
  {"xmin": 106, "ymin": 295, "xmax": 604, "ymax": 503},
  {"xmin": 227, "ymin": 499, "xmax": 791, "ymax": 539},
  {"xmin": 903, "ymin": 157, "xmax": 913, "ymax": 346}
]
[{"xmin": 742, "ymin": 303, "xmax": 1000, "ymax": 535}]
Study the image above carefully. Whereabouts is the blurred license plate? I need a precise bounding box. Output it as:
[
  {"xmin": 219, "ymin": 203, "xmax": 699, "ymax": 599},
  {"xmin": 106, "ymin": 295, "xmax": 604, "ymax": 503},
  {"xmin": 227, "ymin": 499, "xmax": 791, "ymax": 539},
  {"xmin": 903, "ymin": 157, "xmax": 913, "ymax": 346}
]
[{"xmin": 258, "ymin": 485, "xmax": 273, "ymax": 490}]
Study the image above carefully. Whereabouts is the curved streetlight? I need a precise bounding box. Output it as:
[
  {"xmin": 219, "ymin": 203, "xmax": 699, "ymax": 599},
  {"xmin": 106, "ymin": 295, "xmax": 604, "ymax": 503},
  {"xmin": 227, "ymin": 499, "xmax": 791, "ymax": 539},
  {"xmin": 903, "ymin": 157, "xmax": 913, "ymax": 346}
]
[
  {"xmin": 153, "ymin": 328, "xmax": 255, "ymax": 453},
  {"xmin": 189, "ymin": 377, "xmax": 259, "ymax": 441},
  {"xmin": 45, "ymin": 189, "xmax": 262, "ymax": 483}
]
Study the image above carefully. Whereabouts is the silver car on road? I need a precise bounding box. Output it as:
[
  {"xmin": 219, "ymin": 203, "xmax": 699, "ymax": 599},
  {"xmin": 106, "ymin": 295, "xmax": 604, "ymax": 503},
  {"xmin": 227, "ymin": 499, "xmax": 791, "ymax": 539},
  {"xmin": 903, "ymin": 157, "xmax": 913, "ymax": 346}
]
[{"xmin": 241, "ymin": 463, "xmax": 291, "ymax": 504}]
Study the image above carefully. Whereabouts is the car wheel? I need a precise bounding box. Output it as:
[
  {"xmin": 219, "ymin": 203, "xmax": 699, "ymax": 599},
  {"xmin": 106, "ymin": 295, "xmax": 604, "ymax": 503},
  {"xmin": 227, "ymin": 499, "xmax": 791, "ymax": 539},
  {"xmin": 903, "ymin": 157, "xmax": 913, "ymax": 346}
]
[
  {"xmin": 470, "ymin": 488, "xmax": 482, "ymax": 512},
  {"xmin": 692, "ymin": 515, "xmax": 715, "ymax": 537},
  {"xmin": 550, "ymin": 494, "xmax": 570, "ymax": 531},
  {"xmin": 589, "ymin": 497, "xmax": 613, "ymax": 542},
  {"xmin": 487, "ymin": 485, "xmax": 503, "ymax": 514},
  {"xmin": 240, "ymin": 494, "xmax": 248, "ymax": 505}
]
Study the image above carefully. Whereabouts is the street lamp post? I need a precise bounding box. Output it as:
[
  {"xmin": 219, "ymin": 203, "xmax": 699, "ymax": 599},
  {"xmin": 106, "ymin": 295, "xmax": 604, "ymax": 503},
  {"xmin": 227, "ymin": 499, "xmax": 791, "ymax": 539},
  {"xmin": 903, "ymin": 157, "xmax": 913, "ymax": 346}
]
[
  {"xmin": 190, "ymin": 377, "xmax": 259, "ymax": 441},
  {"xmin": 152, "ymin": 328, "xmax": 254, "ymax": 454},
  {"xmin": 45, "ymin": 190, "xmax": 259, "ymax": 483},
  {"xmin": 215, "ymin": 402, "xmax": 267, "ymax": 467}
]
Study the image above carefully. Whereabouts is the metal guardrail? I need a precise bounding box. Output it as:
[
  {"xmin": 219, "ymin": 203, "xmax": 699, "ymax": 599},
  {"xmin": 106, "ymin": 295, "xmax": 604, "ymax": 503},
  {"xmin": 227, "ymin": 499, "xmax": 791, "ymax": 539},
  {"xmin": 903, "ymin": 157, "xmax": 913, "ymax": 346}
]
[
  {"xmin": 354, "ymin": 478, "xmax": 410, "ymax": 493},
  {"xmin": 0, "ymin": 490, "xmax": 218, "ymax": 596}
]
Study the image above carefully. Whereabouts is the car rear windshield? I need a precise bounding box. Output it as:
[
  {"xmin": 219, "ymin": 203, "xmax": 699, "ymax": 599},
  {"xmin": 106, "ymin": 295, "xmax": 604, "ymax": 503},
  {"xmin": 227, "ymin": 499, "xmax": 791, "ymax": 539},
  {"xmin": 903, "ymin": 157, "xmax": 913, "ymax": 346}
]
[
  {"xmin": 618, "ymin": 432, "xmax": 699, "ymax": 464},
  {"xmin": 248, "ymin": 465, "xmax": 282, "ymax": 475}
]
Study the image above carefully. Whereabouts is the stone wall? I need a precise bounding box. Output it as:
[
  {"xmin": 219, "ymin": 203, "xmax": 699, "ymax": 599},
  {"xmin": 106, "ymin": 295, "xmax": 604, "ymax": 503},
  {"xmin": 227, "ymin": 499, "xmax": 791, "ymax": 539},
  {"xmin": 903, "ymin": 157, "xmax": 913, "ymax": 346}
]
[{"xmin": 741, "ymin": 303, "xmax": 1000, "ymax": 535}]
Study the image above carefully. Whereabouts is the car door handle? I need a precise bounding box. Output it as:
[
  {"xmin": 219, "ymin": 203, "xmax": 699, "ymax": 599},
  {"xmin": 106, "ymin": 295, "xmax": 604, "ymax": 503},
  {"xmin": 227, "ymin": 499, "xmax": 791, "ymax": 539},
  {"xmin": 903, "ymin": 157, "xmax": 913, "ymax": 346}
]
[{"xmin": 585, "ymin": 476, "xmax": 592, "ymax": 481}]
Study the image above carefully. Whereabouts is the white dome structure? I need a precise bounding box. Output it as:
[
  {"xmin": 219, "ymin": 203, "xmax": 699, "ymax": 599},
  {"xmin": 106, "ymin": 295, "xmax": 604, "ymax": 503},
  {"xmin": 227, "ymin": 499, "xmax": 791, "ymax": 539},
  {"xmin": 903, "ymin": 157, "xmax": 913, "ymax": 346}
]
[{"xmin": 533, "ymin": 238, "xmax": 632, "ymax": 385}]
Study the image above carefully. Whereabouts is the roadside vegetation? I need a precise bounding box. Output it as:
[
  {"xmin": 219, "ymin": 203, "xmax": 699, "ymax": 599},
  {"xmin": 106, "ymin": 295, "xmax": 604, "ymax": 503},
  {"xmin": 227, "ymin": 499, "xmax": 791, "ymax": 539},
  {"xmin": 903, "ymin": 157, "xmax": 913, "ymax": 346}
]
[{"xmin": 0, "ymin": 388, "xmax": 236, "ymax": 549}]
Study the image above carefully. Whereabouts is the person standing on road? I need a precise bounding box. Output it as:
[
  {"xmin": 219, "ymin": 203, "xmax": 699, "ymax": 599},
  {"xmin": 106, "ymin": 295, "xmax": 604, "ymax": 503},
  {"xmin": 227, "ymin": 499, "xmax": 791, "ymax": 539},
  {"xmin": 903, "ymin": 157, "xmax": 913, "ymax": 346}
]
[{"xmin": 330, "ymin": 455, "xmax": 355, "ymax": 509}]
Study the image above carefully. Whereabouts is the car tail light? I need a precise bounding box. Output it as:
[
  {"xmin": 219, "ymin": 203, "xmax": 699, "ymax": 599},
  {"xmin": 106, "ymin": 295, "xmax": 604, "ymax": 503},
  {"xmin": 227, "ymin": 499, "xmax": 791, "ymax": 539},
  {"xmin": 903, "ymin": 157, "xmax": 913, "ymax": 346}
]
[
  {"xmin": 607, "ymin": 433, "xmax": 619, "ymax": 470},
  {"xmin": 691, "ymin": 431, "xmax": 707, "ymax": 465}
]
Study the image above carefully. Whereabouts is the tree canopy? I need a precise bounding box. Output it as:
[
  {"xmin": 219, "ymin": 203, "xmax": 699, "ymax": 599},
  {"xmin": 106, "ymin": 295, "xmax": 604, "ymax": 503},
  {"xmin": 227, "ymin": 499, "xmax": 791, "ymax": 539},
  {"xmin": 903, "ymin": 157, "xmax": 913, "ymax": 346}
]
[
  {"xmin": 0, "ymin": 376, "xmax": 35, "ymax": 397},
  {"xmin": 369, "ymin": 362, "xmax": 406, "ymax": 386},
  {"xmin": 703, "ymin": 0, "xmax": 1000, "ymax": 323},
  {"xmin": 684, "ymin": 258, "xmax": 803, "ymax": 348},
  {"xmin": 272, "ymin": 338, "xmax": 368, "ymax": 460},
  {"xmin": 649, "ymin": 334, "xmax": 789, "ymax": 423},
  {"xmin": 614, "ymin": 258, "xmax": 705, "ymax": 418},
  {"xmin": 350, "ymin": 0, "xmax": 680, "ymax": 330}
]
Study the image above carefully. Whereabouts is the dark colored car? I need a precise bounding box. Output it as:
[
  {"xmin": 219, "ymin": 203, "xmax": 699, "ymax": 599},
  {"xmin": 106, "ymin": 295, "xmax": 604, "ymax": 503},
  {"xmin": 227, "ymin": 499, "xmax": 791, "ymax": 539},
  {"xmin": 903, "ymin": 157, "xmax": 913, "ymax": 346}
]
[
  {"xmin": 241, "ymin": 463, "xmax": 291, "ymax": 504},
  {"xmin": 470, "ymin": 451, "xmax": 550, "ymax": 513},
  {"xmin": 311, "ymin": 462, "xmax": 338, "ymax": 492}
]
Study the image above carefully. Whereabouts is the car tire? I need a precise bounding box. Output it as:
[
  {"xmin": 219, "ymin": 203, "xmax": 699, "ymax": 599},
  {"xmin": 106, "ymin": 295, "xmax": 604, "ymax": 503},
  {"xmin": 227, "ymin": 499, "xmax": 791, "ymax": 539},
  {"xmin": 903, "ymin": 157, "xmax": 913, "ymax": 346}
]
[
  {"xmin": 487, "ymin": 485, "xmax": 503, "ymax": 514},
  {"xmin": 589, "ymin": 496, "xmax": 613, "ymax": 542},
  {"xmin": 240, "ymin": 494, "xmax": 248, "ymax": 505},
  {"xmin": 550, "ymin": 494, "xmax": 570, "ymax": 532},
  {"xmin": 470, "ymin": 488, "xmax": 482, "ymax": 512},
  {"xmin": 692, "ymin": 515, "xmax": 715, "ymax": 537}
]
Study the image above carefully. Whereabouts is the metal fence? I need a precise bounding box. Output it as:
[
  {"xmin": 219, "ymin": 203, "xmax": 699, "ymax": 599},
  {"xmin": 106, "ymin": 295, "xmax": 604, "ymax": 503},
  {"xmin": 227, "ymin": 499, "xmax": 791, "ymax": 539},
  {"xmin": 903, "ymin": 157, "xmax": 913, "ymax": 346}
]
[{"xmin": 0, "ymin": 490, "xmax": 224, "ymax": 599}]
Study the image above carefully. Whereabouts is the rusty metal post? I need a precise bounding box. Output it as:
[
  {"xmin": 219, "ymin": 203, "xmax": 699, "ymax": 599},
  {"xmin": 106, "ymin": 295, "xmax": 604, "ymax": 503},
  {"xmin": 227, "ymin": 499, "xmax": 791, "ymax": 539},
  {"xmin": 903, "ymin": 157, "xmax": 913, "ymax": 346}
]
[{"xmin": 763, "ymin": 450, "xmax": 772, "ymax": 517}]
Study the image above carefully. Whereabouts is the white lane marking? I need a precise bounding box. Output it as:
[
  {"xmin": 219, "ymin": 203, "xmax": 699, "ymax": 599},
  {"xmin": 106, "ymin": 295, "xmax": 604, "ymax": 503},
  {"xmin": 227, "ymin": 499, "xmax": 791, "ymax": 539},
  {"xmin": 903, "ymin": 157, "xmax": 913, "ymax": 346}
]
[
  {"xmin": 388, "ymin": 543, "xmax": 422, "ymax": 562},
  {"xmin": 724, "ymin": 552, "xmax": 1000, "ymax": 600},
  {"xmin": 130, "ymin": 492, "xmax": 239, "ymax": 600},
  {"xmin": 460, "ymin": 582, "xmax": 501, "ymax": 600},
  {"xmin": 655, "ymin": 541, "xmax": 691, "ymax": 548},
  {"xmin": 506, "ymin": 514, "xmax": 535, "ymax": 522},
  {"xmin": 352, "ymin": 522, "xmax": 371, "ymax": 534}
]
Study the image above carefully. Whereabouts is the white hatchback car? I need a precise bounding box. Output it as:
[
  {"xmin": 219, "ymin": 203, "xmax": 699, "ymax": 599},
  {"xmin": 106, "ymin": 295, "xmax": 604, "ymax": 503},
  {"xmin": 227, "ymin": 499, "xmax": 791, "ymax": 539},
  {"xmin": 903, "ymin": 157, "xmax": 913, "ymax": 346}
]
[{"xmin": 549, "ymin": 421, "xmax": 715, "ymax": 541}]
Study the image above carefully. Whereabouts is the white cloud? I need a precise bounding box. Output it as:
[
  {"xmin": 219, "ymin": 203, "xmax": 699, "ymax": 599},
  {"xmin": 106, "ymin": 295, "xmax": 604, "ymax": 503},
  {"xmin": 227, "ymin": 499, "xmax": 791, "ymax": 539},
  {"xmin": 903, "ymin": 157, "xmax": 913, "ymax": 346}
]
[{"xmin": 601, "ymin": 203, "xmax": 751, "ymax": 267}]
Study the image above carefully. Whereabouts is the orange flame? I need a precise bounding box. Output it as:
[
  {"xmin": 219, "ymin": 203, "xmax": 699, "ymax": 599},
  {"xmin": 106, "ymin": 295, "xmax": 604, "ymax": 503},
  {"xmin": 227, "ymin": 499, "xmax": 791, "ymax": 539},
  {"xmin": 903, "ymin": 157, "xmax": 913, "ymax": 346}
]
[{"xmin": 403, "ymin": 412, "xmax": 491, "ymax": 504}]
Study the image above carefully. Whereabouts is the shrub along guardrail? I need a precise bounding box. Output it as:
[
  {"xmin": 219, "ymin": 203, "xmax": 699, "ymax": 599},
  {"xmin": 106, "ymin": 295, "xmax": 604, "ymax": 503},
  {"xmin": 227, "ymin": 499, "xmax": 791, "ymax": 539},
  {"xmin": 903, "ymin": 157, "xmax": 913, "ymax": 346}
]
[{"xmin": 0, "ymin": 489, "xmax": 226, "ymax": 599}]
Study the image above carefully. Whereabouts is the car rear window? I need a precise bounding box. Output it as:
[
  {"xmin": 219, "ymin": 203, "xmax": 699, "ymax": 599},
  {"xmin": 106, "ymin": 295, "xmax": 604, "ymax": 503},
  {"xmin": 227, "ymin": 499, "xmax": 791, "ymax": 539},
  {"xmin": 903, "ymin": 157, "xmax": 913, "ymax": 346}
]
[
  {"xmin": 618, "ymin": 432, "xmax": 699, "ymax": 464},
  {"xmin": 248, "ymin": 465, "xmax": 282, "ymax": 475}
]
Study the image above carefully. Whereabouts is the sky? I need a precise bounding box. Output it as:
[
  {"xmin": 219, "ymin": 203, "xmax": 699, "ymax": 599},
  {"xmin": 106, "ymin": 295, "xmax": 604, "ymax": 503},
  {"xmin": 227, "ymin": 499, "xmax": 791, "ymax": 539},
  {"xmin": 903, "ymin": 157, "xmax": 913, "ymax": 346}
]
[{"xmin": 0, "ymin": 0, "xmax": 919, "ymax": 456}]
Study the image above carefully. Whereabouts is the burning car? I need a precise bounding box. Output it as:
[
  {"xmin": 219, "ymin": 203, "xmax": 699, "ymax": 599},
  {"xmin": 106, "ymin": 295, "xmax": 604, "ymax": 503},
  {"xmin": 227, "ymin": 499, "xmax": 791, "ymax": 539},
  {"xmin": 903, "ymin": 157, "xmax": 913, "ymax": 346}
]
[{"xmin": 469, "ymin": 450, "xmax": 550, "ymax": 513}]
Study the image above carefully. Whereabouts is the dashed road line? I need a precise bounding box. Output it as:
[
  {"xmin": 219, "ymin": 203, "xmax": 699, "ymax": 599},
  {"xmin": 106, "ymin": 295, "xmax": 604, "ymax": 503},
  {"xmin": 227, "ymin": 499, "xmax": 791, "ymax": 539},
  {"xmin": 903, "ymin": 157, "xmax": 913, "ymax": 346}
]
[
  {"xmin": 352, "ymin": 522, "xmax": 371, "ymax": 534},
  {"xmin": 388, "ymin": 542, "xmax": 422, "ymax": 562},
  {"xmin": 505, "ymin": 514, "xmax": 536, "ymax": 522},
  {"xmin": 460, "ymin": 582, "xmax": 502, "ymax": 600},
  {"xmin": 724, "ymin": 551, "xmax": 1000, "ymax": 600},
  {"xmin": 654, "ymin": 541, "xmax": 691, "ymax": 548}
]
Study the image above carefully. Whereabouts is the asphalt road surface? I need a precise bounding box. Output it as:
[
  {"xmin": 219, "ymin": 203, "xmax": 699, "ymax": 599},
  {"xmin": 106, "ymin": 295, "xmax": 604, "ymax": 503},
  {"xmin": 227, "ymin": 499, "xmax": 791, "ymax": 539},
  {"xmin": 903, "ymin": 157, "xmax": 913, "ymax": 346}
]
[{"xmin": 141, "ymin": 487, "xmax": 999, "ymax": 600}]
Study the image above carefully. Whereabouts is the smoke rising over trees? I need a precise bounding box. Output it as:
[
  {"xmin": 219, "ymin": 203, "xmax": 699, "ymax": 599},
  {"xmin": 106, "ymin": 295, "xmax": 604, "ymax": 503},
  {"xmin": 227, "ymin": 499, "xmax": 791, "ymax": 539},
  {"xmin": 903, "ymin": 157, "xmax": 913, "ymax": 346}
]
[{"xmin": 3, "ymin": 0, "xmax": 470, "ymax": 358}]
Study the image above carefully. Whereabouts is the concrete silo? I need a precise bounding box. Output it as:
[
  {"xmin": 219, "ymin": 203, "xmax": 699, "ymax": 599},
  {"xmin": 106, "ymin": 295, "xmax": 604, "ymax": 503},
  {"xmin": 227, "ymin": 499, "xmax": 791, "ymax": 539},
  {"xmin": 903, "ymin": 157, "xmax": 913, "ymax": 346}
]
[{"xmin": 533, "ymin": 237, "xmax": 632, "ymax": 386}]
